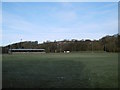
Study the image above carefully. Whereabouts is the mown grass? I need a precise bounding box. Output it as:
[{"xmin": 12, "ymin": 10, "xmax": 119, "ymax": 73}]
[{"xmin": 2, "ymin": 52, "xmax": 118, "ymax": 88}]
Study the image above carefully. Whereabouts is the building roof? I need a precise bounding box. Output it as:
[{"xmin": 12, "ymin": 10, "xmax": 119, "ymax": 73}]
[{"xmin": 9, "ymin": 49, "xmax": 45, "ymax": 51}]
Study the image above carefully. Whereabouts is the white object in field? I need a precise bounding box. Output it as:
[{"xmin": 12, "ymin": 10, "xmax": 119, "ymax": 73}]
[
  {"xmin": 57, "ymin": 76, "xmax": 64, "ymax": 80},
  {"xmin": 64, "ymin": 51, "xmax": 70, "ymax": 53}
]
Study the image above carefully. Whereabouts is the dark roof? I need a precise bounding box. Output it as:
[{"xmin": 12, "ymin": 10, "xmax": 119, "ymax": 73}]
[{"xmin": 9, "ymin": 49, "xmax": 45, "ymax": 51}]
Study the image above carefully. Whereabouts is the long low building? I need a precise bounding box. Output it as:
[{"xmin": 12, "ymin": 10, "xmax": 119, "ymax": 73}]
[{"xmin": 9, "ymin": 49, "xmax": 45, "ymax": 53}]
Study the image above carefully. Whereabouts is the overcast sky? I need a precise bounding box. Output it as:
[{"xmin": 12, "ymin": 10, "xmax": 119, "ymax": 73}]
[{"xmin": 2, "ymin": 2, "xmax": 118, "ymax": 46}]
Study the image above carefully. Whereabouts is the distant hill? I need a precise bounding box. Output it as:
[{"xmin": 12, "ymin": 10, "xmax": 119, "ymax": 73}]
[{"xmin": 2, "ymin": 34, "xmax": 120, "ymax": 53}]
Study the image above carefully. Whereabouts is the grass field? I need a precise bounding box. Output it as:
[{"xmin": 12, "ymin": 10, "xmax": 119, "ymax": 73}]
[{"xmin": 2, "ymin": 52, "xmax": 118, "ymax": 88}]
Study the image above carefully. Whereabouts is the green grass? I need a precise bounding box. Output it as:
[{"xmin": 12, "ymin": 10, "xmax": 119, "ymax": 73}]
[{"xmin": 2, "ymin": 52, "xmax": 118, "ymax": 88}]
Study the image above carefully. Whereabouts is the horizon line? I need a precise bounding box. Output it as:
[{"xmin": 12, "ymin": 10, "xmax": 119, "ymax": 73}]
[{"xmin": 1, "ymin": 33, "xmax": 119, "ymax": 47}]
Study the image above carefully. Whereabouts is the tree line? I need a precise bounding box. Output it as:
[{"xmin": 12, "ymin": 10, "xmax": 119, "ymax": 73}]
[{"xmin": 2, "ymin": 34, "xmax": 120, "ymax": 53}]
